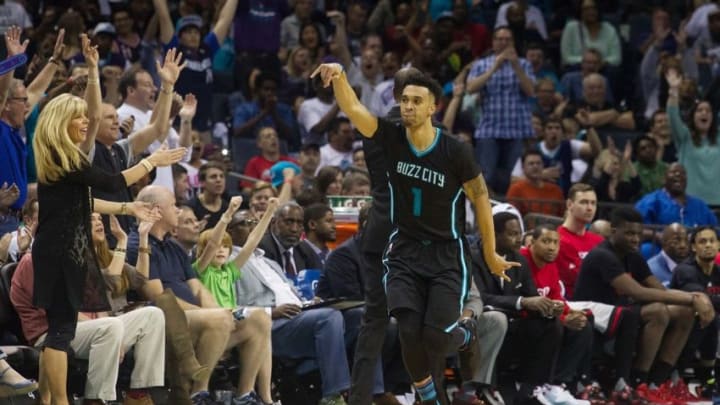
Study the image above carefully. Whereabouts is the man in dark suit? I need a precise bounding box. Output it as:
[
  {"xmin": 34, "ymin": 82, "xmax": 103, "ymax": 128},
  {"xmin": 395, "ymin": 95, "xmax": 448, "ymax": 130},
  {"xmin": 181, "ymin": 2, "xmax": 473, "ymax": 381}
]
[
  {"xmin": 259, "ymin": 202, "xmax": 324, "ymax": 278},
  {"xmin": 474, "ymin": 211, "xmax": 564, "ymax": 404}
]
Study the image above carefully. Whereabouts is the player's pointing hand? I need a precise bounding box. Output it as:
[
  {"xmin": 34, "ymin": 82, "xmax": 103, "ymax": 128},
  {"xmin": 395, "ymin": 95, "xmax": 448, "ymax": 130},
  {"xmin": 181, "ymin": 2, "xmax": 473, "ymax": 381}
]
[
  {"xmin": 311, "ymin": 63, "xmax": 344, "ymax": 88},
  {"xmin": 487, "ymin": 252, "xmax": 519, "ymax": 282}
]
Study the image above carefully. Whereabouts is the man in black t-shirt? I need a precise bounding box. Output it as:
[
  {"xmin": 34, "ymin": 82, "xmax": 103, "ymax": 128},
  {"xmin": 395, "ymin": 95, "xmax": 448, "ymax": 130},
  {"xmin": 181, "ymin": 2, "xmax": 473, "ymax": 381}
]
[
  {"xmin": 312, "ymin": 64, "xmax": 518, "ymax": 405},
  {"xmin": 575, "ymin": 207, "xmax": 715, "ymax": 391},
  {"xmin": 187, "ymin": 162, "xmax": 230, "ymax": 230},
  {"xmin": 670, "ymin": 226, "xmax": 720, "ymax": 388}
]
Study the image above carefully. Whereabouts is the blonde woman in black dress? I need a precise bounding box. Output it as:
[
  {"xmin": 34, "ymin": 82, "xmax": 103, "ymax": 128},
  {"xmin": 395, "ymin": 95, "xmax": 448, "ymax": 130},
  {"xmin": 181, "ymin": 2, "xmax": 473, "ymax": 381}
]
[{"xmin": 32, "ymin": 34, "xmax": 187, "ymax": 405}]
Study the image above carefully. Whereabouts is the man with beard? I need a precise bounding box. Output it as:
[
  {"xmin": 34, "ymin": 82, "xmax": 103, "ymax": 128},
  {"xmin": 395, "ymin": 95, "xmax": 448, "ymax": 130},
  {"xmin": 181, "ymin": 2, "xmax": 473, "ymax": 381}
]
[
  {"xmin": 303, "ymin": 203, "xmax": 336, "ymax": 266},
  {"xmin": 574, "ymin": 208, "xmax": 715, "ymax": 398},
  {"xmin": 671, "ymin": 226, "xmax": 720, "ymax": 392},
  {"xmin": 312, "ymin": 60, "xmax": 516, "ymax": 405},
  {"xmin": 635, "ymin": 163, "xmax": 718, "ymax": 227}
]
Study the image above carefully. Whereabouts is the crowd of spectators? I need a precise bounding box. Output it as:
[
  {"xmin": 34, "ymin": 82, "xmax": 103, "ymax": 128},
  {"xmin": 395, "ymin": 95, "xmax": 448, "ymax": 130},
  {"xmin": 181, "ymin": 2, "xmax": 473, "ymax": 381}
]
[{"xmin": 3, "ymin": 0, "xmax": 720, "ymax": 404}]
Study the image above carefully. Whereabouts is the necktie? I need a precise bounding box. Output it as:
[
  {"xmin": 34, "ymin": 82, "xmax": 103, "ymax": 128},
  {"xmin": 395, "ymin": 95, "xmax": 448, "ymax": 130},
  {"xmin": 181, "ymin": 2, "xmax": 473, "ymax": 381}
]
[{"xmin": 284, "ymin": 250, "xmax": 297, "ymax": 277}]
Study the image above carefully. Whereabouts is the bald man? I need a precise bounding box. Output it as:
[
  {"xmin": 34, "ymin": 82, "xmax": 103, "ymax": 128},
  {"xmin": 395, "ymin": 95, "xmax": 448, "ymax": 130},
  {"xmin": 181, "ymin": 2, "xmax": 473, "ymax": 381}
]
[
  {"xmin": 589, "ymin": 219, "xmax": 611, "ymax": 239},
  {"xmin": 576, "ymin": 73, "xmax": 635, "ymax": 130},
  {"xmin": 126, "ymin": 185, "xmax": 273, "ymax": 404},
  {"xmin": 648, "ymin": 223, "xmax": 690, "ymax": 287}
]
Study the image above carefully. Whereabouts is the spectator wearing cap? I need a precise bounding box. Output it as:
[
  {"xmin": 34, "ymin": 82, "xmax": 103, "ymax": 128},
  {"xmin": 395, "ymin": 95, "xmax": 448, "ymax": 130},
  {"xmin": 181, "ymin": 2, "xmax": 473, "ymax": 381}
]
[
  {"xmin": 495, "ymin": 0, "xmax": 548, "ymax": 40},
  {"xmin": 298, "ymin": 75, "xmax": 340, "ymax": 146},
  {"xmin": 154, "ymin": 0, "xmax": 239, "ymax": 134},
  {"xmin": 318, "ymin": 117, "xmax": 355, "ymax": 172},
  {"xmin": 242, "ymin": 127, "xmax": 298, "ymax": 192},
  {"xmin": 86, "ymin": 22, "xmax": 127, "ymax": 69},
  {"xmin": 467, "ymin": 26, "xmax": 535, "ymax": 194},
  {"xmin": 187, "ymin": 161, "xmax": 230, "ymax": 230}
]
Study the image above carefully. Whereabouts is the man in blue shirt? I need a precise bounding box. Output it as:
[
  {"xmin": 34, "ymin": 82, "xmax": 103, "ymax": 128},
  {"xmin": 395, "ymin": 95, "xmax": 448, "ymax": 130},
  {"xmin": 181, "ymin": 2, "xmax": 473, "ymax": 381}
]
[
  {"xmin": 0, "ymin": 80, "xmax": 30, "ymax": 235},
  {"xmin": 466, "ymin": 27, "xmax": 535, "ymax": 194},
  {"xmin": 154, "ymin": 0, "xmax": 239, "ymax": 133},
  {"xmin": 635, "ymin": 163, "xmax": 718, "ymax": 228}
]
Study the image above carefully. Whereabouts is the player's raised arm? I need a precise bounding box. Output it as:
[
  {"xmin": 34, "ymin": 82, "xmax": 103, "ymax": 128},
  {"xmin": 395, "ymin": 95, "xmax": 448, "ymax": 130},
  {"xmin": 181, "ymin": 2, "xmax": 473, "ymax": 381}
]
[
  {"xmin": 463, "ymin": 174, "xmax": 519, "ymax": 281},
  {"xmin": 311, "ymin": 63, "xmax": 378, "ymax": 137}
]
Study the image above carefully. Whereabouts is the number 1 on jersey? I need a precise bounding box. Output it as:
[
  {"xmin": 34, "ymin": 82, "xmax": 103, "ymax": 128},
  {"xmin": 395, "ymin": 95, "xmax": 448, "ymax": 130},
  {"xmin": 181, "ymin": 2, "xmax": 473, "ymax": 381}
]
[{"xmin": 411, "ymin": 187, "xmax": 422, "ymax": 216}]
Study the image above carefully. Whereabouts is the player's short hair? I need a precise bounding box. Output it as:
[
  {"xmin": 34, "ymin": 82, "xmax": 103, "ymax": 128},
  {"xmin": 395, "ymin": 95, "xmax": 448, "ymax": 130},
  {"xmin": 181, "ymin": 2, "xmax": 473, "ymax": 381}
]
[
  {"xmin": 690, "ymin": 225, "xmax": 718, "ymax": 245},
  {"xmin": 358, "ymin": 201, "xmax": 371, "ymax": 232},
  {"xmin": 530, "ymin": 224, "xmax": 558, "ymax": 240},
  {"xmin": 303, "ymin": 203, "xmax": 332, "ymax": 232},
  {"xmin": 119, "ymin": 66, "xmax": 149, "ymax": 100},
  {"xmin": 393, "ymin": 67, "xmax": 423, "ymax": 100},
  {"xmin": 567, "ymin": 183, "xmax": 595, "ymax": 201},
  {"xmin": 341, "ymin": 171, "xmax": 370, "ymax": 194},
  {"xmin": 400, "ymin": 73, "xmax": 443, "ymax": 103},
  {"xmin": 172, "ymin": 163, "xmax": 188, "ymax": 181},
  {"xmin": 609, "ymin": 207, "xmax": 643, "ymax": 228},
  {"xmin": 543, "ymin": 117, "xmax": 563, "ymax": 128},
  {"xmin": 521, "ymin": 149, "xmax": 543, "ymax": 164},
  {"xmin": 493, "ymin": 212, "xmax": 520, "ymax": 235},
  {"xmin": 198, "ymin": 161, "xmax": 226, "ymax": 182}
]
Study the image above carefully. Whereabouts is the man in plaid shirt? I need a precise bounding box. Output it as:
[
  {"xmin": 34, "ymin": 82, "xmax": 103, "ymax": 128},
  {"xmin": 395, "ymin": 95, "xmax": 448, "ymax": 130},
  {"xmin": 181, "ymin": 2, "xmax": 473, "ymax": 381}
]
[{"xmin": 467, "ymin": 27, "xmax": 535, "ymax": 194}]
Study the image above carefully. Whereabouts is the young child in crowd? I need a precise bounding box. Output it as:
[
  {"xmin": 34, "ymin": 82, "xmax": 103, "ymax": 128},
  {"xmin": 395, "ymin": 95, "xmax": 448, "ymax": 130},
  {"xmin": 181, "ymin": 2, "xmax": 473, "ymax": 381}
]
[{"xmin": 193, "ymin": 195, "xmax": 279, "ymax": 308}]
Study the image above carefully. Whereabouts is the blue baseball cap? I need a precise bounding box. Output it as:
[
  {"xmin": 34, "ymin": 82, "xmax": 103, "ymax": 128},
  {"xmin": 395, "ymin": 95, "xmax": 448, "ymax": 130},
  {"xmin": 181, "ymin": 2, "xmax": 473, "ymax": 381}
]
[
  {"xmin": 176, "ymin": 15, "xmax": 203, "ymax": 34},
  {"xmin": 270, "ymin": 161, "xmax": 301, "ymax": 188}
]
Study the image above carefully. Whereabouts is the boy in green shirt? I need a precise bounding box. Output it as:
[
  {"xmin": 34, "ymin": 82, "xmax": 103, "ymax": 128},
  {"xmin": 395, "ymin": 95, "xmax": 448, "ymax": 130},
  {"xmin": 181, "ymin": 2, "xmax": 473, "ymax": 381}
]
[{"xmin": 193, "ymin": 195, "xmax": 279, "ymax": 308}]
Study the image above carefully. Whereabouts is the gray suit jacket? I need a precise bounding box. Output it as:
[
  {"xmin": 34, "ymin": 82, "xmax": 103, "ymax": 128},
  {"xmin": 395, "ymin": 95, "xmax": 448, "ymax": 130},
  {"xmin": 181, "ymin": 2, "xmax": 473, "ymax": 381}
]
[{"xmin": 233, "ymin": 247, "xmax": 302, "ymax": 308}]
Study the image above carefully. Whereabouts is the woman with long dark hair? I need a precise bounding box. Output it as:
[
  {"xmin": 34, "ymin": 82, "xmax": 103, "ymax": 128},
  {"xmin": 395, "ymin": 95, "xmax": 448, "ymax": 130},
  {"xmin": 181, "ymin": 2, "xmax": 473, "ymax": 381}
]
[
  {"xmin": 666, "ymin": 68, "xmax": 720, "ymax": 205},
  {"xmin": 31, "ymin": 36, "xmax": 186, "ymax": 405}
]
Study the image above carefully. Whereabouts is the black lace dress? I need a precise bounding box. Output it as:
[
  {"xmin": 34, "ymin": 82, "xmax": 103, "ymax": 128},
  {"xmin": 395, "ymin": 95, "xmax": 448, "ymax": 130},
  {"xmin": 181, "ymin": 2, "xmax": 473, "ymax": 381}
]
[{"xmin": 32, "ymin": 163, "xmax": 127, "ymax": 312}]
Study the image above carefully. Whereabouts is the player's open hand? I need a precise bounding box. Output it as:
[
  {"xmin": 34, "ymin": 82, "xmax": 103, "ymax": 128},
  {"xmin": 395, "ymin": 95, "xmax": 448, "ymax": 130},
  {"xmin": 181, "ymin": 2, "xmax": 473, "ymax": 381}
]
[
  {"xmin": 487, "ymin": 252, "xmax": 518, "ymax": 281},
  {"xmin": 311, "ymin": 63, "xmax": 343, "ymax": 88}
]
